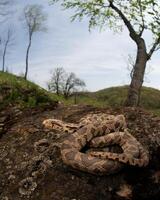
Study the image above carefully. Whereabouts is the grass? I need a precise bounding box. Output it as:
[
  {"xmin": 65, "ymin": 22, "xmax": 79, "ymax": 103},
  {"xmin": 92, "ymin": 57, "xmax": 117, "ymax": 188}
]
[
  {"xmin": 1, "ymin": 71, "xmax": 160, "ymax": 116},
  {"xmin": 68, "ymin": 86, "xmax": 160, "ymax": 115},
  {"xmin": 0, "ymin": 72, "xmax": 61, "ymax": 109}
]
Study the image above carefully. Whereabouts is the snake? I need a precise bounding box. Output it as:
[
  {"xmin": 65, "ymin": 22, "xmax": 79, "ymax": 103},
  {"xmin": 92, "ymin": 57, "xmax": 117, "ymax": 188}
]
[{"xmin": 43, "ymin": 113, "xmax": 149, "ymax": 175}]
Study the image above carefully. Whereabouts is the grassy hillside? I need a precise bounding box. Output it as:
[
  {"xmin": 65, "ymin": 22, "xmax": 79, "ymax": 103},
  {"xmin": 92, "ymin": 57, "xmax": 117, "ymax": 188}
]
[
  {"xmin": 95, "ymin": 86, "xmax": 160, "ymax": 108},
  {"xmin": 0, "ymin": 72, "xmax": 60, "ymax": 109},
  {"xmin": 1, "ymin": 72, "xmax": 160, "ymax": 115},
  {"xmin": 69, "ymin": 86, "xmax": 160, "ymax": 115}
]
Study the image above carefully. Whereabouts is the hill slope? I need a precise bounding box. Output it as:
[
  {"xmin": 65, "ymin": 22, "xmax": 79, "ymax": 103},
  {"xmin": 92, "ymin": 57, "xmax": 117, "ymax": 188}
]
[
  {"xmin": 0, "ymin": 72, "xmax": 58, "ymax": 109},
  {"xmin": 1, "ymin": 72, "xmax": 160, "ymax": 115},
  {"xmin": 72, "ymin": 86, "xmax": 160, "ymax": 114},
  {"xmin": 95, "ymin": 86, "xmax": 160, "ymax": 108}
]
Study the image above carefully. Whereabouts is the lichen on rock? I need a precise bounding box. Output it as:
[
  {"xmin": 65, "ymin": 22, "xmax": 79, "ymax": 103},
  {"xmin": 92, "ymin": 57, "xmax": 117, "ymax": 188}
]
[{"xmin": 19, "ymin": 177, "xmax": 37, "ymax": 196}]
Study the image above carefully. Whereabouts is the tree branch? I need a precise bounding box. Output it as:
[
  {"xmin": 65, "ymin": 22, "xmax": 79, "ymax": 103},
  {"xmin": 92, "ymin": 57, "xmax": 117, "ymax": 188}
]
[
  {"xmin": 138, "ymin": 0, "xmax": 145, "ymax": 36},
  {"xmin": 108, "ymin": 0, "xmax": 139, "ymax": 43},
  {"xmin": 147, "ymin": 36, "xmax": 160, "ymax": 60}
]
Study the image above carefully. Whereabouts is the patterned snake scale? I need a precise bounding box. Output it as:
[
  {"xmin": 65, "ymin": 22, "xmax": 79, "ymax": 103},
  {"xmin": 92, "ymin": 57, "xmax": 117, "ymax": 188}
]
[{"xmin": 43, "ymin": 113, "xmax": 149, "ymax": 175}]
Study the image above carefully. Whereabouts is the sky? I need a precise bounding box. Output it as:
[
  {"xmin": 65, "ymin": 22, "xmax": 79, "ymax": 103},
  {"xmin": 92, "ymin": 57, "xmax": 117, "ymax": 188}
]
[{"xmin": 0, "ymin": 0, "xmax": 160, "ymax": 91}]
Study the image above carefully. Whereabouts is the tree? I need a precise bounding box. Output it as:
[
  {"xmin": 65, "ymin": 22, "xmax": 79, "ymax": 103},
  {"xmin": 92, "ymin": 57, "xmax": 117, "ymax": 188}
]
[
  {"xmin": 1, "ymin": 27, "xmax": 14, "ymax": 72},
  {"xmin": 126, "ymin": 53, "xmax": 153, "ymax": 82},
  {"xmin": 126, "ymin": 53, "xmax": 153, "ymax": 105},
  {"xmin": 52, "ymin": 0, "xmax": 160, "ymax": 106},
  {"xmin": 48, "ymin": 67, "xmax": 86, "ymax": 98},
  {"xmin": 63, "ymin": 72, "xmax": 86, "ymax": 99},
  {"xmin": 47, "ymin": 67, "xmax": 65, "ymax": 95},
  {"xmin": 23, "ymin": 4, "xmax": 47, "ymax": 80}
]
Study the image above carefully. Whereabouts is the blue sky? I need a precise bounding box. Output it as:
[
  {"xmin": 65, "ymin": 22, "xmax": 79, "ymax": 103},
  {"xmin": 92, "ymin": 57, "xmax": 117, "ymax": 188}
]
[{"xmin": 0, "ymin": 0, "xmax": 160, "ymax": 91}]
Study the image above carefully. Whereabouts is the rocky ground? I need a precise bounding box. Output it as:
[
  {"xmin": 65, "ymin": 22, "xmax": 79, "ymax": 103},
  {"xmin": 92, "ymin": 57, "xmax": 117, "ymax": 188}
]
[{"xmin": 0, "ymin": 104, "xmax": 160, "ymax": 200}]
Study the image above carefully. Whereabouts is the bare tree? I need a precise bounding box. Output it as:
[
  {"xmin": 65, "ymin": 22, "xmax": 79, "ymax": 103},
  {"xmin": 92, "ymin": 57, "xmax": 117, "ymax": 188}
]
[
  {"xmin": 63, "ymin": 72, "xmax": 86, "ymax": 99},
  {"xmin": 23, "ymin": 4, "xmax": 47, "ymax": 80},
  {"xmin": 0, "ymin": 0, "xmax": 13, "ymax": 60},
  {"xmin": 47, "ymin": 67, "xmax": 65, "ymax": 95},
  {"xmin": 48, "ymin": 67, "xmax": 86, "ymax": 98},
  {"xmin": 1, "ymin": 27, "xmax": 14, "ymax": 72}
]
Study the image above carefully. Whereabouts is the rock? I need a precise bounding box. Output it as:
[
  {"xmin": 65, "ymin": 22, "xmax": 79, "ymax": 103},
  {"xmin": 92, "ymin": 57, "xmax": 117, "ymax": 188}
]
[
  {"xmin": 116, "ymin": 184, "xmax": 132, "ymax": 199},
  {"xmin": 34, "ymin": 139, "xmax": 50, "ymax": 153}
]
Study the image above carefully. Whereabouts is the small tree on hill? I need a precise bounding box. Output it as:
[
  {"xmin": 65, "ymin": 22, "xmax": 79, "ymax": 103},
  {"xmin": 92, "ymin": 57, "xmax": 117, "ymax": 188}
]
[
  {"xmin": 52, "ymin": 0, "xmax": 160, "ymax": 107},
  {"xmin": 0, "ymin": 0, "xmax": 13, "ymax": 69},
  {"xmin": 1, "ymin": 27, "xmax": 15, "ymax": 72},
  {"xmin": 63, "ymin": 72, "xmax": 86, "ymax": 99},
  {"xmin": 48, "ymin": 67, "xmax": 86, "ymax": 98},
  {"xmin": 22, "ymin": 4, "xmax": 47, "ymax": 80},
  {"xmin": 47, "ymin": 67, "xmax": 65, "ymax": 95}
]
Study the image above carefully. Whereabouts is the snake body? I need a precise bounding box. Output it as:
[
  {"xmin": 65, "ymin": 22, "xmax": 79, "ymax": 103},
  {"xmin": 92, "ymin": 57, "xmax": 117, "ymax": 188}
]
[
  {"xmin": 43, "ymin": 114, "xmax": 149, "ymax": 175},
  {"xmin": 89, "ymin": 131, "xmax": 149, "ymax": 167}
]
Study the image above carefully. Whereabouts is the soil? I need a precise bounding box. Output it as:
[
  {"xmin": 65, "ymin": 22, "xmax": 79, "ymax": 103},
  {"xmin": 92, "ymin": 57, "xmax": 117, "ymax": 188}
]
[{"xmin": 0, "ymin": 104, "xmax": 160, "ymax": 200}]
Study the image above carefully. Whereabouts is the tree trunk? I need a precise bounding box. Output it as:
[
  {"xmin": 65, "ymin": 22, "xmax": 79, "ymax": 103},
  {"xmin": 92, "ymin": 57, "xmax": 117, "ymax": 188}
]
[
  {"xmin": 56, "ymin": 82, "xmax": 60, "ymax": 95},
  {"xmin": 125, "ymin": 38, "xmax": 148, "ymax": 107},
  {"xmin": 74, "ymin": 92, "xmax": 77, "ymax": 104},
  {"xmin": 2, "ymin": 46, "xmax": 7, "ymax": 72},
  {"xmin": 64, "ymin": 92, "xmax": 69, "ymax": 99},
  {"xmin": 24, "ymin": 36, "xmax": 32, "ymax": 80},
  {"xmin": 2, "ymin": 39, "xmax": 9, "ymax": 72}
]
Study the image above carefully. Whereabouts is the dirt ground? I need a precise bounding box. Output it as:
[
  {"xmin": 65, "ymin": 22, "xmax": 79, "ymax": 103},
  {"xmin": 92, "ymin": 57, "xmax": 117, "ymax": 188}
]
[{"xmin": 0, "ymin": 104, "xmax": 160, "ymax": 200}]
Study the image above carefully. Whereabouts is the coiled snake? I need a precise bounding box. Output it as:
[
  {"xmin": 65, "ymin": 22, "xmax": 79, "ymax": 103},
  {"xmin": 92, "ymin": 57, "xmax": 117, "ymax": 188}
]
[{"xmin": 43, "ymin": 113, "xmax": 149, "ymax": 175}]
